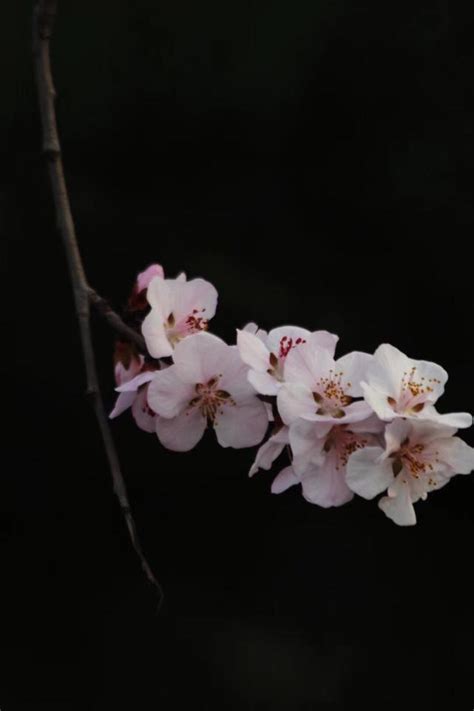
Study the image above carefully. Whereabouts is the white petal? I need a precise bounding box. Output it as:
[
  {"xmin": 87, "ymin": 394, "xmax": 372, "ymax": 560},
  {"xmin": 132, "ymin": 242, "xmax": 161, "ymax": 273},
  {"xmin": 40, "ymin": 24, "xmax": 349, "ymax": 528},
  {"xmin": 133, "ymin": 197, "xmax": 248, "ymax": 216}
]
[
  {"xmin": 361, "ymin": 382, "xmax": 396, "ymax": 421},
  {"xmin": 384, "ymin": 419, "xmax": 412, "ymax": 457},
  {"xmin": 115, "ymin": 371, "xmax": 155, "ymax": 393},
  {"xmin": 378, "ymin": 477, "xmax": 417, "ymax": 526},
  {"xmin": 218, "ymin": 345, "xmax": 257, "ymax": 401},
  {"xmin": 277, "ymin": 383, "xmax": 316, "ymax": 425},
  {"xmin": 301, "ymin": 455, "xmax": 354, "ymax": 508},
  {"xmin": 349, "ymin": 413, "xmax": 385, "ymax": 435},
  {"xmin": 172, "ymin": 332, "xmax": 229, "ymax": 385},
  {"xmin": 147, "ymin": 366, "xmax": 194, "ymax": 418},
  {"xmin": 308, "ymin": 330, "xmax": 339, "ymax": 357},
  {"xmin": 109, "ymin": 391, "xmax": 136, "ymax": 419},
  {"xmin": 173, "ymin": 277, "xmax": 218, "ymax": 323},
  {"xmin": 155, "ymin": 407, "xmax": 207, "ymax": 452},
  {"xmin": 237, "ymin": 328, "xmax": 270, "ymax": 372},
  {"xmin": 336, "ymin": 351, "xmax": 373, "ymax": 397},
  {"xmin": 283, "ymin": 343, "xmax": 335, "ymax": 389},
  {"xmin": 271, "ymin": 466, "xmax": 299, "ymax": 494},
  {"xmin": 248, "ymin": 370, "xmax": 279, "ymax": 396},
  {"xmin": 249, "ymin": 427, "xmax": 289, "ymax": 477},
  {"xmin": 289, "ymin": 420, "xmax": 327, "ymax": 476},
  {"xmin": 146, "ymin": 275, "xmax": 171, "ymax": 313},
  {"xmin": 141, "ymin": 313, "xmax": 173, "ymax": 358},
  {"xmin": 435, "ymin": 437, "xmax": 474, "ymax": 475},
  {"xmin": 421, "ymin": 406, "xmax": 473, "ymax": 429},
  {"xmin": 346, "ymin": 446, "xmax": 394, "ymax": 499},
  {"xmin": 214, "ymin": 398, "xmax": 268, "ymax": 449}
]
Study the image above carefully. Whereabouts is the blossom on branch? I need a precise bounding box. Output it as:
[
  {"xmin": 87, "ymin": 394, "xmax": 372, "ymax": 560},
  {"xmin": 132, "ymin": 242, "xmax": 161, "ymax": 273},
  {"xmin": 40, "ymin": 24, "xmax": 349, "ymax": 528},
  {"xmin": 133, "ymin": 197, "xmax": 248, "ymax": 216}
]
[
  {"xmin": 237, "ymin": 326, "xmax": 338, "ymax": 396},
  {"xmin": 142, "ymin": 274, "xmax": 218, "ymax": 358},
  {"xmin": 147, "ymin": 332, "xmax": 269, "ymax": 451},
  {"xmin": 346, "ymin": 419, "xmax": 474, "ymax": 525},
  {"xmin": 361, "ymin": 344, "xmax": 472, "ymax": 428}
]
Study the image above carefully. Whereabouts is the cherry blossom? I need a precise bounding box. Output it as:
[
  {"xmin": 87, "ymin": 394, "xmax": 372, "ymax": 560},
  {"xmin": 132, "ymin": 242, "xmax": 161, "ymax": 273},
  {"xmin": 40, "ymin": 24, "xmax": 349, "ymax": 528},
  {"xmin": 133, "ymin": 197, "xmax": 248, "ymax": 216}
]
[
  {"xmin": 277, "ymin": 344, "xmax": 373, "ymax": 426},
  {"xmin": 142, "ymin": 274, "xmax": 218, "ymax": 358},
  {"xmin": 238, "ymin": 327, "xmax": 338, "ymax": 396},
  {"xmin": 272, "ymin": 416, "xmax": 383, "ymax": 508},
  {"xmin": 346, "ymin": 419, "xmax": 474, "ymax": 525},
  {"xmin": 146, "ymin": 332, "xmax": 269, "ymax": 451},
  {"xmin": 361, "ymin": 344, "xmax": 472, "ymax": 428}
]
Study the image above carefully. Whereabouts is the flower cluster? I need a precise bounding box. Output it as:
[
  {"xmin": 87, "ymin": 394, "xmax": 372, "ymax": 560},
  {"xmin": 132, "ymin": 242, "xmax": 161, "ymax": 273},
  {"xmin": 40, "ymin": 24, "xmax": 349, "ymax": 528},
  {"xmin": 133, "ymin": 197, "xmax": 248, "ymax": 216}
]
[{"xmin": 111, "ymin": 265, "xmax": 474, "ymax": 526}]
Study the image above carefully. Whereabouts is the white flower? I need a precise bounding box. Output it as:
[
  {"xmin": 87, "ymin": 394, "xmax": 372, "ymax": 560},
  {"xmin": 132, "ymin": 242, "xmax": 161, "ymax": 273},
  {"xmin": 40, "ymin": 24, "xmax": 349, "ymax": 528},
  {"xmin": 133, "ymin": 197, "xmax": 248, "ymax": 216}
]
[
  {"xmin": 141, "ymin": 274, "xmax": 218, "ymax": 358},
  {"xmin": 146, "ymin": 332, "xmax": 269, "ymax": 451},
  {"xmin": 278, "ymin": 415, "xmax": 384, "ymax": 508},
  {"xmin": 237, "ymin": 327, "xmax": 338, "ymax": 396},
  {"xmin": 346, "ymin": 419, "xmax": 474, "ymax": 525},
  {"xmin": 277, "ymin": 343, "xmax": 373, "ymax": 426},
  {"xmin": 361, "ymin": 344, "xmax": 472, "ymax": 428}
]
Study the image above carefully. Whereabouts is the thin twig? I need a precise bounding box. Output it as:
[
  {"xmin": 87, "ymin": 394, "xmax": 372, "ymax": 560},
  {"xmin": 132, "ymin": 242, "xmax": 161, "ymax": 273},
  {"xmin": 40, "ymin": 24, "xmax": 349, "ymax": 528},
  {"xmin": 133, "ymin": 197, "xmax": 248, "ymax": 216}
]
[
  {"xmin": 87, "ymin": 288, "xmax": 147, "ymax": 353},
  {"xmin": 32, "ymin": 0, "xmax": 163, "ymax": 607}
]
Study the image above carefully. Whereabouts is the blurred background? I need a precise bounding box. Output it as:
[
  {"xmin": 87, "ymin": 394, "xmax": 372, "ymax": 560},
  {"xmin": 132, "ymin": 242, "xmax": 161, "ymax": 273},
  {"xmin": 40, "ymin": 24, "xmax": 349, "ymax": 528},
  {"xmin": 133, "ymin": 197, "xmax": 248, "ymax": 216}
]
[{"xmin": 4, "ymin": 1, "xmax": 474, "ymax": 708}]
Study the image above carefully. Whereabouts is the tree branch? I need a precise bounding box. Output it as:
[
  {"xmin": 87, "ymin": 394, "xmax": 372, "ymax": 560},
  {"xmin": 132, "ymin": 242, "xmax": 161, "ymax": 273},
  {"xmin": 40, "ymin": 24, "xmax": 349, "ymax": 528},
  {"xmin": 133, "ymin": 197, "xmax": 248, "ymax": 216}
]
[
  {"xmin": 87, "ymin": 288, "xmax": 147, "ymax": 353},
  {"xmin": 32, "ymin": 0, "xmax": 163, "ymax": 607}
]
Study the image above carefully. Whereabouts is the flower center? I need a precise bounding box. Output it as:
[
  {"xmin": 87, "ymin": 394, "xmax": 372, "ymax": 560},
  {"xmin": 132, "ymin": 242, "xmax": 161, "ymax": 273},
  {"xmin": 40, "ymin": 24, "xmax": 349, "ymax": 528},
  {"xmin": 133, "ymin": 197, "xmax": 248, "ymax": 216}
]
[
  {"xmin": 312, "ymin": 370, "xmax": 352, "ymax": 418},
  {"xmin": 324, "ymin": 426, "xmax": 369, "ymax": 469},
  {"xmin": 267, "ymin": 336, "xmax": 307, "ymax": 381},
  {"xmin": 165, "ymin": 308, "xmax": 208, "ymax": 345},
  {"xmin": 188, "ymin": 376, "xmax": 235, "ymax": 423},
  {"xmin": 391, "ymin": 439, "xmax": 438, "ymax": 482},
  {"xmin": 387, "ymin": 367, "xmax": 441, "ymax": 414}
]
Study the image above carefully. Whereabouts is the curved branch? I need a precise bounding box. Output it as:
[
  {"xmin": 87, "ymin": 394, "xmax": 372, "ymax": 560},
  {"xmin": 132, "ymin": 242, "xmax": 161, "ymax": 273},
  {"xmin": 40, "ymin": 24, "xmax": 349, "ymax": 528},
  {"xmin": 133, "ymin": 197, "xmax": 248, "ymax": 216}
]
[{"xmin": 32, "ymin": 0, "xmax": 163, "ymax": 606}]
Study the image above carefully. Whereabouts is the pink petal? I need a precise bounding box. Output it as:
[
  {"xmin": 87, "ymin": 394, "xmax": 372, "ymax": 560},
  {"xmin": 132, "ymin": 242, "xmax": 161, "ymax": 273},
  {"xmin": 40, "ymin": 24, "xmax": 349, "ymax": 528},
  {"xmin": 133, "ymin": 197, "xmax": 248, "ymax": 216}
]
[
  {"xmin": 109, "ymin": 391, "xmax": 136, "ymax": 419},
  {"xmin": 115, "ymin": 370, "xmax": 156, "ymax": 393},
  {"xmin": 247, "ymin": 370, "xmax": 279, "ymax": 396},
  {"xmin": 378, "ymin": 477, "xmax": 417, "ymax": 526},
  {"xmin": 173, "ymin": 332, "xmax": 229, "ymax": 385},
  {"xmin": 147, "ymin": 366, "xmax": 194, "ymax": 418},
  {"xmin": 271, "ymin": 466, "xmax": 299, "ymax": 494},
  {"xmin": 214, "ymin": 398, "xmax": 268, "ymax": 449},
  {"xmin": 155, "ymin": 407, "xmax": 207, "ymax": 452},
  {"xmin": 237, "ymin": 328, "xmax": 270, "ymax": 372},
  {"xmin": 173, "ymin": 277, "xmax": 218, "ymax": 324},
  {"xmin": 346, "ymin": 446, "xmax": 393, "ymax": 499},
  {"xmin": 336, "ymin": 351, "xmax": 373, "ymax": 397},
  {"xmin": 301, "ymin": 456, "xmax": 354, "ymax": 508},
  {"xmin": 142, "ymin": 312, "xmax": 173, "ymax": 358},
  {"xmin": 249, "ymin": 427, "xmax": 289, "ymax": 477},
  {"xmin": 136, "ymin": 264, "xmax": 164, "ymax": 292}
]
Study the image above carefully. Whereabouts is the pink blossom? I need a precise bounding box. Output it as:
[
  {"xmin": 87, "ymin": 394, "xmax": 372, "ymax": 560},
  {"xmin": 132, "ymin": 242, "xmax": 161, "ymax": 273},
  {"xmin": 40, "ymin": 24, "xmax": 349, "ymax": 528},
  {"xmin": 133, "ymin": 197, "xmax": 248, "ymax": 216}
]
[
  {"xmin": 361, "ymin": 344, "xmax": 472, "ymax": 428},
  {"xmin": 272, "ymin": 415, "xmax": 383, "ymax": 508},
  {"xmin": 238, "ymin": 327, "xmax": 338, "ymax": 396},
  {"xmin": 142, "ymin": 275, "xmax": 218, "ymax": 358},
  {"xmin": 277, "ymin": 344, "xmax": 373, "ymax": 426},
  {"xmin": 346, "ymin": 419, "xmax": 474, "ymax": 525},
  {"xmin": 147, "ymin": 332, "xmax": 269, "ymax": 451}
]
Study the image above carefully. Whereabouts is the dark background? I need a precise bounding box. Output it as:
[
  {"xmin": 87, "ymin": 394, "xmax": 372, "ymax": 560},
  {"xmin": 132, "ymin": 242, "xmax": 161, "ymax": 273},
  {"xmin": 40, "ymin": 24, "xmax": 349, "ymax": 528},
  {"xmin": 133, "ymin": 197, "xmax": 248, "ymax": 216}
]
[{"xmin": 4, "ymin": 1, "xmax": 474, "ymax": 709}]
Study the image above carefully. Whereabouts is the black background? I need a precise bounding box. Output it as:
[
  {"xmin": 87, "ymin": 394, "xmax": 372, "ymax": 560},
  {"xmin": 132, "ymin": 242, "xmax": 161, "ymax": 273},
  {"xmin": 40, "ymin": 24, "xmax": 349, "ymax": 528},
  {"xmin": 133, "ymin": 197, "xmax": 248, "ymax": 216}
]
[{"xmin": 4, "ymin": 1, "xmax": 474, "ymax": 709}]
